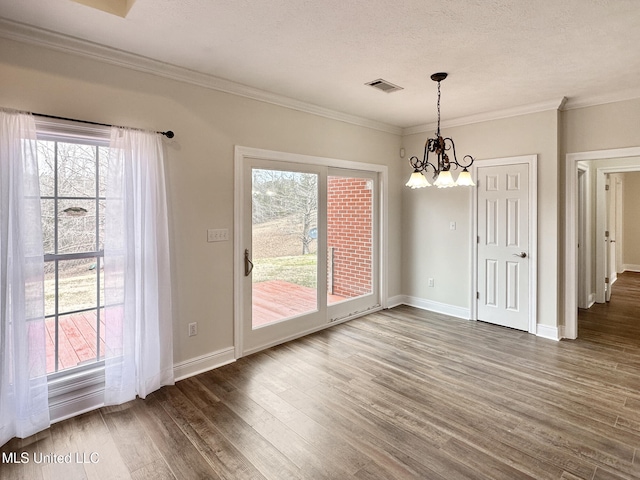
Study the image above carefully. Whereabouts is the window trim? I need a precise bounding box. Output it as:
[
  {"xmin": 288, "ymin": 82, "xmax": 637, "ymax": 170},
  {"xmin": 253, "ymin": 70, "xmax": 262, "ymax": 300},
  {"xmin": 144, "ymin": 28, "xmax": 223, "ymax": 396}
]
[{"xmin": 36, "ymin": 119, "xmax": 111, "ymax": 421}]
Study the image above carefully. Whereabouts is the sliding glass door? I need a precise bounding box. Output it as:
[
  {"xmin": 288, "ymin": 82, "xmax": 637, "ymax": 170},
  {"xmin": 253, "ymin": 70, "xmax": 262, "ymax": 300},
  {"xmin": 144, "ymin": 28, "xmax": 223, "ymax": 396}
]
[
  {"xmin": 237, "ymin": 151, "xmax": 381, "ymax": 356},
  {"xmin": 251, "ymin": 167, "xmax": 321, "ymax": 328}
]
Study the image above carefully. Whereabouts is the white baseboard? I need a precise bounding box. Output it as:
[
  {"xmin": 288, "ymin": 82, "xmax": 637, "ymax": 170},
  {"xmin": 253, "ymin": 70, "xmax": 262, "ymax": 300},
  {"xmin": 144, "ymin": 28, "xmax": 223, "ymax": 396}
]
[
  {"xmin": 578, "ymin": 293, "xmax": 595, "ymax": 310},
  {"xmin": 536, "ymin": 324, "xmax": 560, "ymax": 341},
  {"xmin": 623, "ymin": 264, "xmax": 640, "ymax": 273},
  {"xmin": 50, "ymin": 391, "xmax": 105, "ymax": 424},
  {"xmin": 387, "ymin": 295, "xmax": 405, "ymax": 309},
  {"xmin": 47, "ymin": 347, "xmax": 236, "ymax": 423},
  {"xmin": 398, "ymin": 295, "xmax": 470, "ymax": 320},
  {"xmin": 395, "ymin": 295, "xmax": 561, "ymax": 341},
  {"xmin": 173, "ymin": 347, "xmax": 236, "ymax": 382}
]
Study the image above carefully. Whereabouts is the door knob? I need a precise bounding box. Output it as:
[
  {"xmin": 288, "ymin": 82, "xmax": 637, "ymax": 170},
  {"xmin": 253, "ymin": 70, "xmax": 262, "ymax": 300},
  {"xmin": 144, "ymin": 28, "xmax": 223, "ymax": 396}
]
[{"xmin": 512, "ymin": 252, "xmax": 527, "ymax": 258}]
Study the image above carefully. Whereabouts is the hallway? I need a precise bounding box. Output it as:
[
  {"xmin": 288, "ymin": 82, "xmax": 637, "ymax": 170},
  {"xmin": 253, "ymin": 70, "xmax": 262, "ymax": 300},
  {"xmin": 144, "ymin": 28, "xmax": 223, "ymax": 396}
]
[{"xmin": 579, "ymin": 272, "xmax": 640, "ymax": 347}]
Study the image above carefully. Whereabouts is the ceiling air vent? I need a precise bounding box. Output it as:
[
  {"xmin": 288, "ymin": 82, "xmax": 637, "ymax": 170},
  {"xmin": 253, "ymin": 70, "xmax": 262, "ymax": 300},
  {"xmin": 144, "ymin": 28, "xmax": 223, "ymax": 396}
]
[{"xmin": 366, "ymin": 79, "xmax": 404, "ymax": 93}]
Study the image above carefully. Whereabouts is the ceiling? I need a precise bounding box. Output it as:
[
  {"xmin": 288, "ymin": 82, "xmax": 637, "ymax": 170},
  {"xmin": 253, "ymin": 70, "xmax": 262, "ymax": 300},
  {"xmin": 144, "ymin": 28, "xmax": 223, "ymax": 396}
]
[{"xmin": 1, "ymin": 0, "xmax": 639, "ymax": 132}]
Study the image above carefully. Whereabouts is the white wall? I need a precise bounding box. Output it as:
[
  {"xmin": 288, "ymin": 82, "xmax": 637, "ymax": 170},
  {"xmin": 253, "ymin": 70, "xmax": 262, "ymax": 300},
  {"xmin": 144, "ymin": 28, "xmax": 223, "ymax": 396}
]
[
  {"xmin": 623, "ymin": 172, "xmax": 640, "ymax": 270},
  {"xmin": 0, "ymin": 38, "xmax": 403, "ymax": 368}
]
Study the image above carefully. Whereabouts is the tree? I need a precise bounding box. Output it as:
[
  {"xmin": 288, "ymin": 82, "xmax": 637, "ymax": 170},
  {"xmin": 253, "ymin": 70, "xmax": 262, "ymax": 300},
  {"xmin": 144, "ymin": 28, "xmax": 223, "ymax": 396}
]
[{"xmin": 252, "ymin": 169, "xmax": 317, "ymax": 255}]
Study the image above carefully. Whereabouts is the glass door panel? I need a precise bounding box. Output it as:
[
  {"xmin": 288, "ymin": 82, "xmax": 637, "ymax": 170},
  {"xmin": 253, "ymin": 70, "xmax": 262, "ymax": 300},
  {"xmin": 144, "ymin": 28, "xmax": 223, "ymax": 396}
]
[
  {"xmin": 326, "ymin": 169, "xmax": 379, "ymax": 321},
  {"xmin": 327, "ymin": 175, "xmax": 374, "ymax": 305},
  {"xmin": 251, "ymin": 168, "xmax": 319, "ymax": 328}
]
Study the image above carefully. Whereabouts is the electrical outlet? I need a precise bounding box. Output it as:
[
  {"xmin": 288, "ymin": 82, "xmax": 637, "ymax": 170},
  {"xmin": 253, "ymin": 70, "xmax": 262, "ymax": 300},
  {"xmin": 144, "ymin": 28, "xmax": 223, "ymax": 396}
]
[
  {"xmin": 428, "ymin": 278, "xmax": 435, "ymax": 287},
  {"xmin": 207, "ymin": 228, "xmax": 229, "ymax": 242},
  {"xmin": 188, "ymin": 322, "xmax": 197, "ymax": 337}
]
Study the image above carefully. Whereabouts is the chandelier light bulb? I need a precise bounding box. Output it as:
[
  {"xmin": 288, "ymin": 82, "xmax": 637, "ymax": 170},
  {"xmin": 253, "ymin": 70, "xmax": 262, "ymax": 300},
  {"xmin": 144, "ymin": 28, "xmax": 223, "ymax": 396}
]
[
  {"xmin": 405, "ymin": 170, "xmax": 431, "ymax": 188},
  {"xmin": 456, "ymin": 168, "xmax": 475, "ymax": 187},
  {"xmin": 434, "ymin": 170, "xmax": 455, "ymax": 188}
]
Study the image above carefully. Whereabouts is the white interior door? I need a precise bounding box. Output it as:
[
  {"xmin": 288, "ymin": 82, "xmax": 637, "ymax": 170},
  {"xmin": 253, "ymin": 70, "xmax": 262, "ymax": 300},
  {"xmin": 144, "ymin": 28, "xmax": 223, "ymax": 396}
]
[{"xmin": 477, "ymin": 163, "xmax": 531, "ymax": 331}]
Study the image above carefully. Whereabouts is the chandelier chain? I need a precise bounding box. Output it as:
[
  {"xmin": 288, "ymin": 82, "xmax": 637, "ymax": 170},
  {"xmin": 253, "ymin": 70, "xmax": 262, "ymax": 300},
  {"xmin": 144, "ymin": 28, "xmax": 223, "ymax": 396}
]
[{"xmin": 436, "ymin": 80, "xmax": 441, "ymax": 135}]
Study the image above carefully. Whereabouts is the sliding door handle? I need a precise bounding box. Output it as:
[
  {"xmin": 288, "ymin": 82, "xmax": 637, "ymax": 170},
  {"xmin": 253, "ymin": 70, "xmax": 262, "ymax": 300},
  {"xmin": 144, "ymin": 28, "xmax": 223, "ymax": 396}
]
[{"xmin": 244, "ymin": 249, "xmax": 254, "ymax": 276}]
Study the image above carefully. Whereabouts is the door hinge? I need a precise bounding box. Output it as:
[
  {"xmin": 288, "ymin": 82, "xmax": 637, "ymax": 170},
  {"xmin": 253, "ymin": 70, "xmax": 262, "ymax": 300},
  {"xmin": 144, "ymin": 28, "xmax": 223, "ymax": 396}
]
[
  {"xmin": 605, "ymin": 277, "xmax": 609, "ymax": 284},
  {"xmin": 477, "ymin": 235, "xmax": 480, "ymax": 244},
  {"xmin": 605, "ymin": 230, "xmax": 609, "ymax": 238},
  {"xmin": 605, "ymin": 184, "xmax": 610, "ymax": 191},
  {"xmin": 476, "ymin": 292, "xmax": 480, "ymax": 299}
]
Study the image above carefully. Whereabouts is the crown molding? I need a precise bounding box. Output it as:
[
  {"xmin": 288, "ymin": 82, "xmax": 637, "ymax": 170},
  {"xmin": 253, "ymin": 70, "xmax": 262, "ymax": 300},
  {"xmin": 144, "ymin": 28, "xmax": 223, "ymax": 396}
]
[
  {"xmin": 402, "ymin": 97, "xmax": 567, "ymax": 136},
  {"xmin": 561, "ymin": 89, "xmax": 640, "ymax": 111},
  {"xmin": 0, "ymin": 18, "xmax": 402, "ymax": 136},
  {"xmin": 4, "ymin": 18, "xmax": 640, "ymax": 139}
]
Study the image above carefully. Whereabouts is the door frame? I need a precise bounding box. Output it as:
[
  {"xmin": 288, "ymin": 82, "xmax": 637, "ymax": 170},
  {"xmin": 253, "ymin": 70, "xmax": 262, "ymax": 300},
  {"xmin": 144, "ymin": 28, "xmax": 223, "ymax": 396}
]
[
  {"xmin": 471, "ymin": 154, "xmax": 538, "ymax": 334},
  {"xmin": 577, "ymin": 164, "xmax": 592, "ymax": 309},
  {"xmin": 233, "ymin": 146, "xmax": 388, "ymax": 358},
  {"xmin": 564, "ymin": 146, "xmax": 640, "ymax": 339}
]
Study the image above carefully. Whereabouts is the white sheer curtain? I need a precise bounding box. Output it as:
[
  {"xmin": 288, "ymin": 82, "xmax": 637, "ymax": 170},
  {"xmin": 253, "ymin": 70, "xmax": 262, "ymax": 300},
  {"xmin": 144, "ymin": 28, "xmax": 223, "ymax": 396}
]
[
  {"xmin": 0, "ymin": 109, "xmax": 50, "ymax": 446},
  {"xmin": 104, "ymin": 127, "xmax": 173, "ymax": 405}
]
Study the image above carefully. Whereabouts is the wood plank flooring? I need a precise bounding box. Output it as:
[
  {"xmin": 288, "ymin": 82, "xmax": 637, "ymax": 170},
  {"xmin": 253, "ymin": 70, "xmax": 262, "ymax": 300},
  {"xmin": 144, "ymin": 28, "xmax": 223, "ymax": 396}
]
[{"xmin": 3, "ymin": 272, "xmax": 640, "ymax": 479}]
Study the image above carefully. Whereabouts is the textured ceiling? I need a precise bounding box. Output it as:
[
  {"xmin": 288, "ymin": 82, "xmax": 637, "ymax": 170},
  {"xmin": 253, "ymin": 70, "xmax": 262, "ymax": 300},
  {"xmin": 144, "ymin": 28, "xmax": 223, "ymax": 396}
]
[{"xmin": 1, "ymin": 0, "xmax": 639, "ymax": 130}]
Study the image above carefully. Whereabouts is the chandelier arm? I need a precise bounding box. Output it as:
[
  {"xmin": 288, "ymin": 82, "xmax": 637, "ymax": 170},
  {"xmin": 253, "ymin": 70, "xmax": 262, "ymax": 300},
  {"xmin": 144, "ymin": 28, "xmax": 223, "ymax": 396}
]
[
  {"xmin": 458, "ymin": 154, "xmax": 475, "ymax": 169},
  {"xmin": 408, "ymin": 155, "xmax": 425, "ymax": 170},
  {"xmin": 423, "ymin": 149, "xmax": 439, "ymax": 178},
  {"xmin": 409, "ymin": 143, "xmax": 438, "ymax": 174},
  {"xmin": 441, "ymin": 137, "xmax": 474, "ymax": 170},
  {"xmin": 442, "ymin": 137, "xmax": 458, "ymax": 170}
]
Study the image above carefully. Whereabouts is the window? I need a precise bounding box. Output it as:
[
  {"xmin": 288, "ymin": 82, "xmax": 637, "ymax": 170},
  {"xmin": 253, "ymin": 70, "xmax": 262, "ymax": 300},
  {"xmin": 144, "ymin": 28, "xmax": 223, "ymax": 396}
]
[{"xmin": 36, "ymin": 122, "xmax": 109, "ymax": 375}]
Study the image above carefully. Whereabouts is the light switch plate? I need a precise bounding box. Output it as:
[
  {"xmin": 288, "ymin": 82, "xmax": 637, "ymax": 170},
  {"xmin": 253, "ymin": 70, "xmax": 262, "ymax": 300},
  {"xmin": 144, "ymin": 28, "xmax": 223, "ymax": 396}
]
[{"xmin": 207, "ymin": 228, "xmax": 229, "ymax": 242}]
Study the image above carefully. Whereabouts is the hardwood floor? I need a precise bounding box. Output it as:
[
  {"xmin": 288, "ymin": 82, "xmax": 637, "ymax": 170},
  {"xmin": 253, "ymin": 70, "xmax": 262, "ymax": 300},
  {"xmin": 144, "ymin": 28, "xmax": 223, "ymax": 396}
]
[{"xmin": 3, "ymin": 272, "xmax": 640, "ymax": 479}]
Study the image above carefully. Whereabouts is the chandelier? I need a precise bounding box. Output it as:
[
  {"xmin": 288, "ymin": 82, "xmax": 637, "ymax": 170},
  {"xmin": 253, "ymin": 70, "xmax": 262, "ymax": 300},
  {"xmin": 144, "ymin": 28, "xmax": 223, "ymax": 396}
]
[{"xmin": 405, "ymin": 73, "xmax": 475, "ymax": 188}]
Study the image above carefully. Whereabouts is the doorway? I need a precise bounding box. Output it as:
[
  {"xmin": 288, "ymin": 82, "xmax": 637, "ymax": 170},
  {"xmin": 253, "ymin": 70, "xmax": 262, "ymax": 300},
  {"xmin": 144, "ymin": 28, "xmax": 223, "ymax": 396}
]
[
  {"xmin": 234, "ymin": 147, "xmax": 387, "ymax": 357},
  {"xmin": 564, "ymin": 147, "xmax": 640, "ymax": 339}
]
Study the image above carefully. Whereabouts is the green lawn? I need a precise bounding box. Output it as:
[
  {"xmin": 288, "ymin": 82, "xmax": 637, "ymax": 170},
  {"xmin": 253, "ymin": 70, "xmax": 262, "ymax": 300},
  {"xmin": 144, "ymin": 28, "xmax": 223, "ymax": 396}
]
[{"xmin": 252, "ymin": 254, "xmax": 317, "ymax": 288}]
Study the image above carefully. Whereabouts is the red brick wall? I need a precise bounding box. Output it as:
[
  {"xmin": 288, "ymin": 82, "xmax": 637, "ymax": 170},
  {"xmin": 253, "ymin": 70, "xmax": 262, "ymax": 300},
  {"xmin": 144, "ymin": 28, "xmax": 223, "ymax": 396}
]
[{"xmin": 327, "ymin": 176, "xmax": 372, "ymax": 298}]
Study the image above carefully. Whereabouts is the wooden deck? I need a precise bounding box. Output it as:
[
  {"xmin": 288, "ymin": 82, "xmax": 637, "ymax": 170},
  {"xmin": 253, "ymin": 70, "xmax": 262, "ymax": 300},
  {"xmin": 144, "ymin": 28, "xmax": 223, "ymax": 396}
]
[
  {"xmin": 252, "ymin": 280, "xmax": 345, "ymax": 327},
  {"xmin": 46, "ymin": 281, "xmax": 343, "ymax": 373},
  {"xmin": 45, "ymin": 310, "xmax": 106, "ymax": 374}
]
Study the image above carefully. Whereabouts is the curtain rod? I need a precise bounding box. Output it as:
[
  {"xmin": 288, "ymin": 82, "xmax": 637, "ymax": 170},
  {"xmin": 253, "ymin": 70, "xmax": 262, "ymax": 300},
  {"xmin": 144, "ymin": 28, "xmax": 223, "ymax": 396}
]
[{"xmin": 33, "ymin": 112, "xmax": 174, "ymax": 138}]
